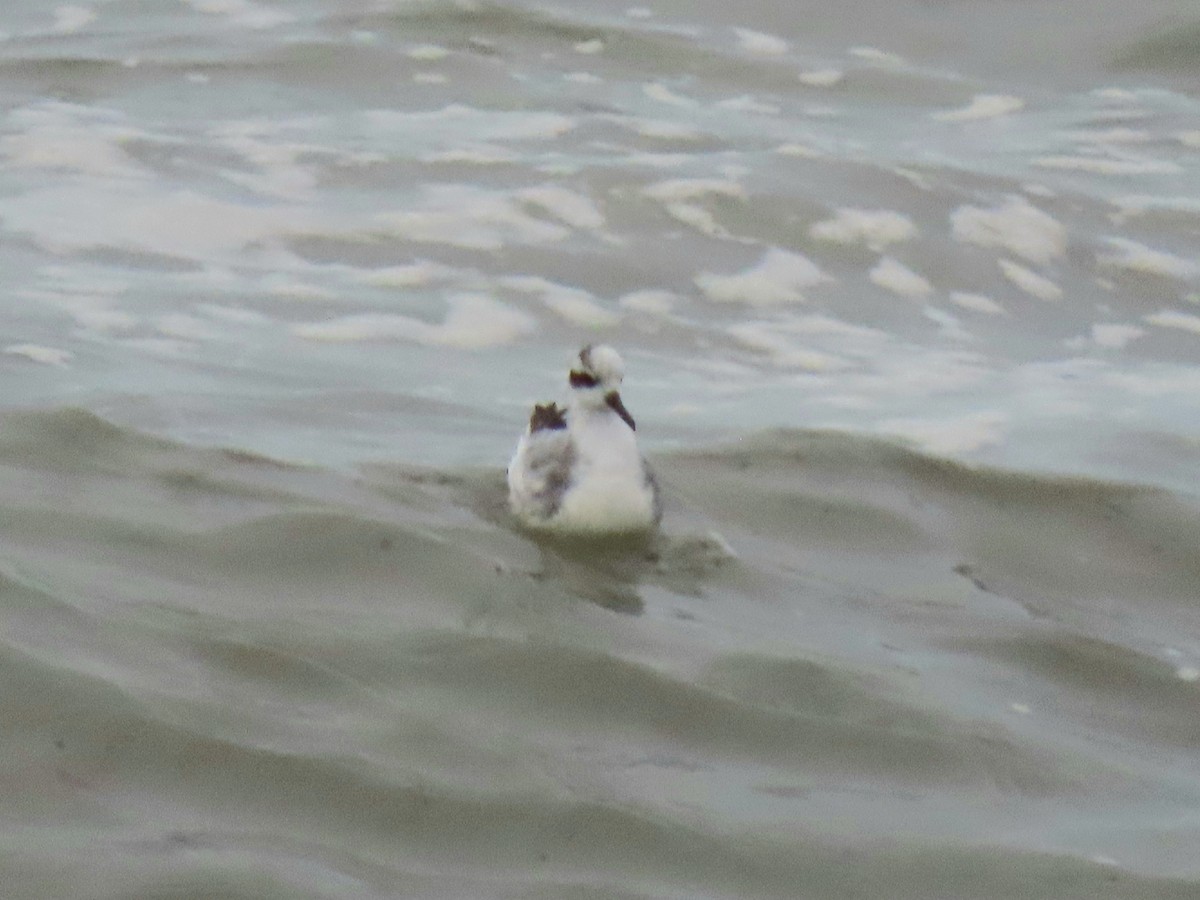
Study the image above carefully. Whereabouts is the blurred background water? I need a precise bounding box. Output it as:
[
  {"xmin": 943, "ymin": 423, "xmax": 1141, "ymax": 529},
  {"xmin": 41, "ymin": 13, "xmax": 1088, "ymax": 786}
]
[{"xmin": 1, "ymin": 1, "xmax": 1199, "ymax": 898}]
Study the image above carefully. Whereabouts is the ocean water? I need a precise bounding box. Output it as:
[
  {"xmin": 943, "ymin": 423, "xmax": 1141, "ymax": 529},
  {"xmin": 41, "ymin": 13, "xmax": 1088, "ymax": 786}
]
[{"xmin": 2, "ymin": 1, "xmax": 1199, "ymax": 897}]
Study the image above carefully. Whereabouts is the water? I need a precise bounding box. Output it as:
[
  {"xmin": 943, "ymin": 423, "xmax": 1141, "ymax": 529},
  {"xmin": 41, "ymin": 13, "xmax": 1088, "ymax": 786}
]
[{"xmin": 1, "ymin": 1, "xmax": 1199, "ymax": 897}]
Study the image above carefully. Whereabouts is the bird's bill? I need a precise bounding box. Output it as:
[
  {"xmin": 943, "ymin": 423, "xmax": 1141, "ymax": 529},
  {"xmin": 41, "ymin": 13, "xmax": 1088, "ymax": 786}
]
[{"xmin": 605, "ymin": 391, "xmax": 636, "ymax": 431}]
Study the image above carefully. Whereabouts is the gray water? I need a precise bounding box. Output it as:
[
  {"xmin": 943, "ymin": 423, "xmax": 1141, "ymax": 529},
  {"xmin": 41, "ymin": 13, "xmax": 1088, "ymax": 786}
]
[{"xmin": 2, "ymin": 1, "xmax": 1199, "ymax": 897}]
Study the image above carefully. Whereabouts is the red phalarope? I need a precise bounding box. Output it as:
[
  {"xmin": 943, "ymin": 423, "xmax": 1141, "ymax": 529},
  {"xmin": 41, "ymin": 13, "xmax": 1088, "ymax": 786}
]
[{"xmin": 507, "ymin": 345, "xmax": 661, "ymax": 535}]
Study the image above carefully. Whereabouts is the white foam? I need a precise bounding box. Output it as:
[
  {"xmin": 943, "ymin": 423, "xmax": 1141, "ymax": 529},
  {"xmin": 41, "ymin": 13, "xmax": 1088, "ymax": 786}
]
[
  {"xmin": 665, "ymin": 203, "xmax": 724, "ymax": 236},
  {"xmin": 1093, "ymin": 88, "xmax": 1139, "ymax": 103},
  {"xmin": 950, "ymin": 195, "xmax": 1066, "ymax": 264},
  {"xmin": 1090, "ymin": 323, "xmax": 1145, "ymax": 349},
  {"xmin": 3, "ymin": 103, "xmax": 145, "ymax": 178},
  {"xmin": 923, "ymin": 306, "xmax": 972, "ymax": 341},
  {"xmin": 376, "ymin": 184, "xmax": 574, "ymax": 250},
  {"xmin": 642, "ymin": 178, "xmax": 744, "ymax": 202},
  {"xmin": 573, "ymin": 38, "xmax": 604, "ymax": 55},
  {"xmin": 3, "ymin": 184, "xmax": 312, "ymax": 259},
  {"xmin": 500, "ymin": 276, "xmax": 619, "ymax": 327},
  {"xmin": 933, "ymin": 94, "xmax": 1024, "ymax": 122},
  {"xmin": 1179, "ymin": 131, "xmax": 1200, "ymax": 149},
  {"xmin": 799, "ymin": 68, "xmax": 844, "ymax": 87},
  {"xmin": 52, "ymin": 5, "xmax": 96, "ymax": 33},
  {"xmin": 564, "ymin": 72, "xmax": 602, "ymax": 84},
  {"xmin": 183, "ymin": 0, "xmax": 293, "ymax": 28},
  {"xmin": 157, "ymin": 313, "xmax": 220, "ymax": 341},
  {"xmin": 213, "ymin": 120, "xmax": 320, "ymax": 199},
  {"xmin": 293, "ymin": 293, "xmax": 536, "ymax": 347},
  {"xmin": 637, "ymin": 154, "xmax": 700, "ymax": 171},
  {"xmin": 421, "ymin": 145, "xmax": 516, "ymax": 165},
  {"xmin": 353, "ymin": 262, "xmax": 453, "ymax": 289},
  {"xmin": 408, "ymin": 44, "xmax": 448, "ymax": 61},
  {"xmin": 849, "ymin": 46, "xmax": 906, "ymax": 66},
  {"xmin": 696, "ymin": 248, "xmax": 830, "ymax": 305},
  {"xmin": 627, "ymin": 118, "xmax": 702, "ymax": 141},
  {"xmin": 262, "ymin": 276, "xmax": 334, "ymax": 300},
  {"xmin": 950, "ymin": 292, "xmax": 1006, "ymax": 316},
  {"xmin": 74, "ymin": 307, "xmax": 139, "ymax": 333},
  {"xmin": 625, "ymin": 7, "xmax": 653, "ymax": 18},
  {"xmin": 1145, "ymin": 310, "xmax": 1200, "ymax": 335},
  {"xmin": 198, "ymin": 304, "xmax": 271, "ymax": 325},
  {"xmin": 810, "ymin": 208, "xmax": 916, "ymax": 251},
  {"xmin": 1097, "ymin": 239, "xmax": 1198, "ymax": 281},
  {"xmin": 729, "ymin": 322, "xmax": 848, "ymax": 371},
  {"xmin": 518, "ymin": 184, "xmax": 605, "ymax": 230},
  {"xmin": 1034, "ymin": 155, "xmax": 1181, "ymax": 175},
  {"xmin": 1177, "ymin": 666, "xmax": 1200, "ymax": 682},
  {"xmin": 879, "ymin": 411, "xmax": 1007, "ymax": 455},
  {"xmin": 733, "ymin": 27, "xmax": 788, "ymax": 56},
  {"xmin": 717, "ymin": 95, "xmax": 780, "ymax": 115},
  {"xmin": 618, "ymin": 290, "xmax": 677, "ymax": 315},
  {"xmin": 4, "ymin": 343, "xmax": 73, "ymax": 366},
  {"xmin": 643, "ymin": 83, "xmax": 698, "ymax": 108},
  {"xmin": 870, "ymin": 257, "xmax": 932, "ymax": 298},
  {"xmin": 999, "ymin": 259, "xmax": 1063, "ymax": 301},
  {"xmin": 1109, "ymin": 194, "xmax": 1200, "ymax": 222},
  {"xmin": 775, "ymin": 143, "xmax": 820, "ymax": 158},
  {"xmin": 413, "ymin": 73, "xmax": 447, "ymax": 85}
]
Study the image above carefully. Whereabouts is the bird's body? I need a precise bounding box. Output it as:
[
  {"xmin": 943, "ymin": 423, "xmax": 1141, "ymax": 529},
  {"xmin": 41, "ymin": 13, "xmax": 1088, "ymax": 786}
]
[{"xmin": 507, "ymin": 345, "xmax": 660, "ymax": 535}]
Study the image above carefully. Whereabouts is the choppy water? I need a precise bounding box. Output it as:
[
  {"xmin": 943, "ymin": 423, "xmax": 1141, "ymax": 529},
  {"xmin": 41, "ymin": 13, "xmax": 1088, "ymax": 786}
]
[{"xmin": 2, "ymin": 1, "xmax": 1199, "ymax": 897}]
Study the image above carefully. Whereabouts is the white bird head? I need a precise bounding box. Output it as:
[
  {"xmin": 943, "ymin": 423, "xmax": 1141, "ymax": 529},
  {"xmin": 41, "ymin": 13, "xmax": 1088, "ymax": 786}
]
[{"xmin": 568, "ymin": 344, "xmax": 636, "ymax": 430}]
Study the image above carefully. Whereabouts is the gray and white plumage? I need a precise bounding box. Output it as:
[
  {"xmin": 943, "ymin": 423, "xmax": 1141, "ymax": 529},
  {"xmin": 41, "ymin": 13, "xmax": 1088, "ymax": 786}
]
[{"xmin": 507, "ymin": 345, "xmax": 661, "ymax": 534}]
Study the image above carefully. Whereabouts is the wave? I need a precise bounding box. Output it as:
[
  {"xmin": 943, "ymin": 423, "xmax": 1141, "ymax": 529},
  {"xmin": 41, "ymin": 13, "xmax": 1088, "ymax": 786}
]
[{"xmin": 3, "ymin": 408, "xmax": 1200, "ymax": 894}]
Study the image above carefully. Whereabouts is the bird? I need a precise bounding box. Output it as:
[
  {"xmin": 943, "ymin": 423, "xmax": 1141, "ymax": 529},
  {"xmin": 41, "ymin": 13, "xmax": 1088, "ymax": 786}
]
[{"xmin": 507, "ymin": 344, "xmax": 661, "ymax": 535}]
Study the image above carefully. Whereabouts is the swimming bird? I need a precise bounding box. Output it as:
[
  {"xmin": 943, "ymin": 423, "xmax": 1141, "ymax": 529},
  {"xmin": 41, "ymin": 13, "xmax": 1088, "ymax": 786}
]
[{"xmin": 507, "ymin": 344, "xmax": 661, "ymax": 535}]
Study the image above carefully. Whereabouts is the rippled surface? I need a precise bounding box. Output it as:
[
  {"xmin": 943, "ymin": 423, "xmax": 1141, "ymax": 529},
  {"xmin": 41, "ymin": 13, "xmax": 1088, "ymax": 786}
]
[
  {"xmin": 1, "ymin": 1, "xmax": 1199, "ymax": 897},
  {"xmin": 3, "ymin": 409, "xmax": 1200, "ymax": 897}
]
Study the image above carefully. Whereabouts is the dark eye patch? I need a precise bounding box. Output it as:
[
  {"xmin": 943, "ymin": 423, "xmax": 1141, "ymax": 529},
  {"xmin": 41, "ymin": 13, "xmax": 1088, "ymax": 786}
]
[{"xmin": 569, "ymin": 370, "xmax": 598, "ymax": 388}]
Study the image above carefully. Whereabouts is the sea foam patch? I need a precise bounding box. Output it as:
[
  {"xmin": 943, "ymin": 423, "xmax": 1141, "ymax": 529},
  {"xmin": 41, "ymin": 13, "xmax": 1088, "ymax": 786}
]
[
  {"xmin": 4, "ymin": 343, "xmax": 73, "ymax": 366},
  {"xmin": 696, "ymin": 248, "xmax": 830, "ymax": 305},
  {"xmin": 799, "ymin": 69, "xmax": 844, "ymax": 87},
  {"xmin": 2, "ymin": 184, "xmax": 312, "ymax": 259},
  {"xmin": 500, "ymin": 276, "xmax": 619, "ymax": 327},
  {"xmin": 642, "ymin": 178, "xmax": 745, "ymax": 202},
  {"xmin": 51, "ymin": 5, "xmax": 96, "ymax": 33},
  {"xmin": 517, "ymin": 184, "xmax": 605, "ymax": 231},
  {"xmin": 728, "ymin": 322, "xmax": 848, "ymax": 371},
  {"xmin": 950, "ymin": 292, "xmax": 1006, "ymax": 316},
  {"xmin": 644, "ymin": 83, "xmax": 699, "ymax": 108},
  {"xmin": 870, "ymin": 257, "xmax": 932, "ymax": 298},
  {"xmin": 933, "ymin": 94, "xmax": 1024, "ymax": 122},
  {"xmin": 376, "ymin": 185, "xmax": 575, "ymax": 250},
  {"xmin": 292, "ymin": 294, "xmax": 535, "ymax": 347},
  {"xmin": 4, "ymin": 103, "xmax": 147, "ymax": 178},
  {"xmin": 352, "ymin": 262, "xmax": 456, "ymax": 289},
  {"xmin": 733, "ymin": 27, "xmax": 788, "ymax": 55},
  {"xmin": 1145, "ymin": 310, "xmax": 1200, "ymax": 335},
  {"xmin": 618, "ymin": 290, "xmax": 678, "ymax": 316},
  {"xmin": 810, "ymin": 208, "xmax": 916, "ymax": 251},
  {"xmin": 1097, "ymin": 239, "xmax": 1198, "ymax": 281},
  {"xmin": 879, "ymin": 410, "xmax": 1007, "ymax": 455},
  {"xmin": 1034, "ymin": 155, "xmax": 1181, "ymax": 176},
  {"xmin": 1090, "ymin": 323, "xmax": 1145, "ymax": 349},
  {"xmin": 181, "ymin": 0, "xmax": 294, "ymax": 29},
  {"xmin": 951, "ymin": 196, "xmax": 1066, "ymax": 265},
  {"xmin": 999, "ymin": 260, "xmax": 1063, "ymax": 301}
]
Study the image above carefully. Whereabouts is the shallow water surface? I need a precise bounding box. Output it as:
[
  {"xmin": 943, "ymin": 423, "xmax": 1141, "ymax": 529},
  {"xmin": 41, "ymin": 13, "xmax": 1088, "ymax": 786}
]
[{"xmin": 1, "ymin": 0, "xmax": 1199, "ymax": 897}]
